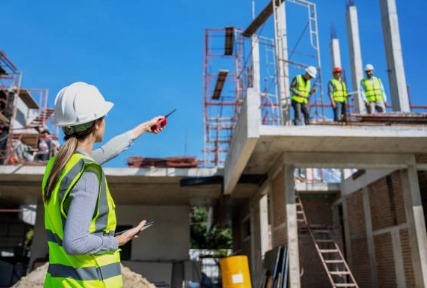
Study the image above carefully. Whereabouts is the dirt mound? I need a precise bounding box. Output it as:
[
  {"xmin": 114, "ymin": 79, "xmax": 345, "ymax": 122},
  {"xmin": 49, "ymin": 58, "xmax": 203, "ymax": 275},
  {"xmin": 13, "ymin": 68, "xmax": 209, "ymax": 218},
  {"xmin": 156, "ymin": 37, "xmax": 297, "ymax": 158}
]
[{"xmin": 12, "ymin": 262, "xmax": 156, "ymax": 288}]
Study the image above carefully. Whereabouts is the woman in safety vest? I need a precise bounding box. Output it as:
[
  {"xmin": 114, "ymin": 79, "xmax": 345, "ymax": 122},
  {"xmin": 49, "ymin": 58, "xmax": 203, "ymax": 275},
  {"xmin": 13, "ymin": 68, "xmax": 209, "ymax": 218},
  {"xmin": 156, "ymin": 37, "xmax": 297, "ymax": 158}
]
[{"xmin": 42, "ymin": 82, "xmax": 164, "ymax": 287}]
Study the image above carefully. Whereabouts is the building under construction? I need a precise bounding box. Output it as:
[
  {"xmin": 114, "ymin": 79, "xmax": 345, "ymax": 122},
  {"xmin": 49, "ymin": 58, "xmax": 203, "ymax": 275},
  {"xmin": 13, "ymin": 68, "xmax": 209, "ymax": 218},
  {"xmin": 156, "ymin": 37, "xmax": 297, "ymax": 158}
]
[{"xmin": 1, "ymin": 0, "xmax": 427, "ymax": 287}]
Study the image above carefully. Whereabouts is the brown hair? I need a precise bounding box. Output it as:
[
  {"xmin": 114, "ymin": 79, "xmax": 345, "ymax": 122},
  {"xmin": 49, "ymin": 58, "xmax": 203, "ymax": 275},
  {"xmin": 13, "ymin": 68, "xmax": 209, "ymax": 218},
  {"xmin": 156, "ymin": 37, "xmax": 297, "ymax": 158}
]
[{"xmin": 43, "ymin": 118, "xmax": 103, "ymax": 202}]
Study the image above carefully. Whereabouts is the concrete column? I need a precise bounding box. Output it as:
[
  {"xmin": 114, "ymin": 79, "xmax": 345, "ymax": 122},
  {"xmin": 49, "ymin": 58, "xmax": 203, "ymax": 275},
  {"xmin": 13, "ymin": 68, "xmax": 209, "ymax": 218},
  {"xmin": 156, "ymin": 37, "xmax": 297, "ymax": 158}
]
[
  {"xmin": 259, "ymin": 193, "xmax": 270, "ymax": 258},
  {"xmin": 251, "ymin": 35, "xmax": 261, "ymax": 93},
  {"xmin": 29, "ymin": 203, "xmax": 48, "ymax": 270},
  {"xmin": 249, "ymin": 199, "xmax": 257, "ymax": 285},
  {"xmin": 341, "ymin": 194, "xmax": 353, "ymax": 266},
  {"xmin": 362, "ymin": 187, "xmax": 378, "ymax": 287},
  {"xmin": 274, "ymin": 1, "xmax": 291, "ymax": 124},
  {"xmin": 330, "ymin": 37, "xmax": 342, "ymax": 69},
  {"xmin": 284, "ymin": 163, "xmax": 301, "ymax": 287},
  {"xmin": 346, "ymin": 4, "xmax": 366, "ymax": 114},
  {"xmin": 400, "ymin": 165, "xmax": 427, "ymax": 287},
  {"xmin": 379, "ymin": 0, "xmax": 410, "ymax": 112},
  {"xmin": 391, "ymin": 229, "xmax": 407, "ymax": 286}
]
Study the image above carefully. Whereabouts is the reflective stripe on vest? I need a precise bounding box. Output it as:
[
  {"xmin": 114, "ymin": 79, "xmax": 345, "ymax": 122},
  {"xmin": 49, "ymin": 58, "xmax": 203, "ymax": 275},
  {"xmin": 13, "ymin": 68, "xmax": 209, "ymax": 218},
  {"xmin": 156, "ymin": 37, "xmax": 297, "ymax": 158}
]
[
  {"xmin": 362, "ymin": 77, "xmax": 383, "ymax": 102},
  {"xmin": 42, "ymin": 153, "xmax": 122, "ymax": 287},
  {"xmin": 330, "ymin": 79, "xmax": 348, "ymax": 103},
  {"xmin": 48, "ymin": 262, "xmax": 121, "ymax": 281},
  {"xmin": 291, "ymin": 75, "xmax": 311, "ymax": 104}
]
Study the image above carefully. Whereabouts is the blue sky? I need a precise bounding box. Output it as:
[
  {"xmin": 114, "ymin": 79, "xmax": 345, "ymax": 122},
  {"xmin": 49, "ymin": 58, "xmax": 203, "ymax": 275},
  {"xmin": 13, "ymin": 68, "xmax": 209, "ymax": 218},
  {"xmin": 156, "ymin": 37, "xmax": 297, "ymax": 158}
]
[{"xmin": 2, "ymin": 0, "xmax": 424, "ymax": 167}]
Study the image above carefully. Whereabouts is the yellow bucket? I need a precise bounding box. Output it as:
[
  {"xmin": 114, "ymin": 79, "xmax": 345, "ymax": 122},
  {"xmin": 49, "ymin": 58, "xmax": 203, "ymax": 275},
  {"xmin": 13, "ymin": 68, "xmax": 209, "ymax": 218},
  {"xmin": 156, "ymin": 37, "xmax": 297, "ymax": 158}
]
[{"xmin": 220, "ymin": 255, "xmax": 252, "ymax": 288}]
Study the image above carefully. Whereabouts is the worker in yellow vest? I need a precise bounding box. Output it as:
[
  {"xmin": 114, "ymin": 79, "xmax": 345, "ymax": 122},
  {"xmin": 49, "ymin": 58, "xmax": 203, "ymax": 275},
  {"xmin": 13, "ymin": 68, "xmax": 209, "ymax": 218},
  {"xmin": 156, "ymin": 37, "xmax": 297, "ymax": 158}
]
[
  {"xmin": 328, "ymin": 67, "xmax": 349, "ymax": 122},
  {"xmin": 42, "ymin": 82, "xmax": 164, "ymax": 287},
  {"xmin": 290, "ymin": 66, "xmax": 317, "ymax": 125},
  {"xmin": 360, "ymin": 64, "xmax": 387, "ymax": 113}
]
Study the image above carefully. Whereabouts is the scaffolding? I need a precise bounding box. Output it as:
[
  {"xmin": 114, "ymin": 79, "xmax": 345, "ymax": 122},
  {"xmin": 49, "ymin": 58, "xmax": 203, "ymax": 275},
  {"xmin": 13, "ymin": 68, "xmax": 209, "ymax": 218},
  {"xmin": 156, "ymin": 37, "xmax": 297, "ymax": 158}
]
[
  {"xmin": 0, "ymin": 51, "xmax": 55, "ymax": 165},
  {"xmin": 202, "ymin": 0, "xmax": 325, "ymax": 168},
  {"xmin": 202, "ymin": 28, "xmax": 244, "ymax": 168}
]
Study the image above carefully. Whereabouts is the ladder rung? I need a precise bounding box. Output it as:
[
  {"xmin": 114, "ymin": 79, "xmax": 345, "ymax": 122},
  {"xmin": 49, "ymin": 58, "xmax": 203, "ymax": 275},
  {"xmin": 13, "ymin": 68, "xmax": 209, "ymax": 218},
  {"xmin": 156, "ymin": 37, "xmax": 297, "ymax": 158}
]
[
  {"xmin": 325, "ymin": 260, "xmax": 345, "ymax": 263},
  {"xmin": 330, "ymin": 271, "xmax": 351, "ymax": 275},
  {"xmin": 319, "ymin": 249, "xmax": 339, "ymax": 253},
  {"xmin": 334, "ymin": 284, "xmax": 357, "ymax": 287},
  {"xmin": 316, "ymin": 240, "xmax": 334, "ymax": 243},
  {"xmin": 312, "ymin": 230, "xmax": 330, "ymax": 233}
]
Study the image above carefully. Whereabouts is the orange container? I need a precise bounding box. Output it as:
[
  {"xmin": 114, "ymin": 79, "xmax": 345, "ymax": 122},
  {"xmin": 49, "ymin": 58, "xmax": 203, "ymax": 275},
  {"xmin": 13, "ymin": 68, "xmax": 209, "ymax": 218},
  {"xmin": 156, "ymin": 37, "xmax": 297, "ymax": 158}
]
[{"xmin": 220, "ymin": 255, "xmax": 252, "ymax": 288}]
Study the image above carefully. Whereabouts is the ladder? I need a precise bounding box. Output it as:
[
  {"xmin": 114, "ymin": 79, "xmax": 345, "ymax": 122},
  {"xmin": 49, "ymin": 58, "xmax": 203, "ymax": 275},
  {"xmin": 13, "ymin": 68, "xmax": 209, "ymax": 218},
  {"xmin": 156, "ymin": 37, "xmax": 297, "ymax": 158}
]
[{"xmin": 296, "ymin": 193, "xmax": 359, "ymax": 288}]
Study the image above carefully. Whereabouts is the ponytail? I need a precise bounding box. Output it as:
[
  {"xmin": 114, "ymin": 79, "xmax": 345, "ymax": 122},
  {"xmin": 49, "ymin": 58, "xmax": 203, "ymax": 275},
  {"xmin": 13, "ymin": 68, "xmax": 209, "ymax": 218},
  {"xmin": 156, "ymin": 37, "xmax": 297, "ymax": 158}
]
[{"xmin": 44, "ymin": 137, "xmax": 78, "ymax": 202}]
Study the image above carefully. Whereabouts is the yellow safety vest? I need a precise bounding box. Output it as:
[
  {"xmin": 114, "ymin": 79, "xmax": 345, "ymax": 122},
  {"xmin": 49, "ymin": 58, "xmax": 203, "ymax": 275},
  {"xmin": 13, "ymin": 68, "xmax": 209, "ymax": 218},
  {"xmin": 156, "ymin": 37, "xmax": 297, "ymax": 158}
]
[
  {"xmin": 362, "ymin": 77, "xmax": 383, "ymax": 102},
  {"xmin": 330, "ymin": 79, "xmax": 348, "ymax": 103},
  {"xmin": 291, "ymin": 75, "xmax": 311, "ymax": 104},
  {"xmin": 42, "ymin": 153, "xmax": 122, "ymax": 288}
]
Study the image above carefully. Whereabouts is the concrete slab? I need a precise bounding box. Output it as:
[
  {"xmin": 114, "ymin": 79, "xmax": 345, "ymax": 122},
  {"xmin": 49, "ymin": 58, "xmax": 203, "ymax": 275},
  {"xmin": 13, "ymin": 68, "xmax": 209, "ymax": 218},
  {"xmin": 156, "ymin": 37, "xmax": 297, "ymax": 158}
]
[
  {"xmin": 243, "ymin": 124, "xmax": 427, "ymax": 174},
  {"xmin": 0, "ymin": 166, "xmax": 222, "ymax": 206}
]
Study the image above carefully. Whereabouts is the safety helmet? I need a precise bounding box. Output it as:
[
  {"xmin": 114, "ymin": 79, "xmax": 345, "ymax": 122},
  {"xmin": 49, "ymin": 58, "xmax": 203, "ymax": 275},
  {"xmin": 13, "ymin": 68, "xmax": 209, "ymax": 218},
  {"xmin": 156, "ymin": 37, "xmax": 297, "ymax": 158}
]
[
  {"xmin": 305, "ymin": 66, "xmax": 317, "ymax": 78},
  {"xmin": 364, "ymin": 64, "xmax": 374, "ymax": 71},
  {"xmin": 53, "ymin": 82, "xmax": 113, "ymax": 127},
  {"xmin": 332, "ymin": 67, "xmax": 342, "ymax": 73}
]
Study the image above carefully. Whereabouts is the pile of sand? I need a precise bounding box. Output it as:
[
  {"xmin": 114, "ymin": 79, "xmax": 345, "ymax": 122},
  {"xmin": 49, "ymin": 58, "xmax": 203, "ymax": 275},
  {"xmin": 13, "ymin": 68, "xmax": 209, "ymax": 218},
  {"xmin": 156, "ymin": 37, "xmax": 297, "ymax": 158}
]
[{"xmin": 12, "ymin": 262, "xmax": 156, "ymax": 288}]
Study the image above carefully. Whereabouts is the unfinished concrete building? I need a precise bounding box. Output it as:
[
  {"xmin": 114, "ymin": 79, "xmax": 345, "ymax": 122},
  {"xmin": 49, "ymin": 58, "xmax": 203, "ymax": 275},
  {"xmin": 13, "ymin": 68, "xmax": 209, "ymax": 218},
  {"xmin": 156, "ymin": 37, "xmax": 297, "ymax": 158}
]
[
  {"xmin": 206, "ymin": 0, "xmax": 427, "ymax": 287},
  {"xmin": 0, "ymin": 0, "xmax": 426, "ymax": 287}
]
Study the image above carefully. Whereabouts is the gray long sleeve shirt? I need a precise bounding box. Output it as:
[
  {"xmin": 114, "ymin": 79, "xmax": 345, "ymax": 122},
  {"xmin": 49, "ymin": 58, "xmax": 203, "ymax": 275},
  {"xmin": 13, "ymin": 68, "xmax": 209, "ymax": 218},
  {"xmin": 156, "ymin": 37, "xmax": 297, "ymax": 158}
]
[{"xmin": 62, "ymin": 131, "xmax": 135, "ymax": 255}]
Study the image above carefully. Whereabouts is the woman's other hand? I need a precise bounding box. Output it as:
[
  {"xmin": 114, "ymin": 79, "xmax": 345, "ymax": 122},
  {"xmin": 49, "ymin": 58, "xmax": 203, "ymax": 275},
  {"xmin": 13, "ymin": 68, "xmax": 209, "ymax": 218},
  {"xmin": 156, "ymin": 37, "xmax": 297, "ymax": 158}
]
[{"xmin": 115, "ymin": 220, "xmax": 147, "ymax": 246}]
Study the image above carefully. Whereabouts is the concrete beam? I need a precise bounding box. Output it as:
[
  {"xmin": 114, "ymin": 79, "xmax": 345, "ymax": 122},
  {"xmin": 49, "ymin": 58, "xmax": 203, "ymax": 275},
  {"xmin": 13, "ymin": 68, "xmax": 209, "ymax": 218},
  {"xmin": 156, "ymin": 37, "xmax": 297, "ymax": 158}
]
[
  {"xmin": 282, "ymin": 152, "xmax": 414, "ymax": 169},
  {"xmin": 242, "ymin": 0, "xmax": 284, "ymax": 37},
  {"xmin": 224, "ymin": 88, "xmax": 260, "ymax": 194}
]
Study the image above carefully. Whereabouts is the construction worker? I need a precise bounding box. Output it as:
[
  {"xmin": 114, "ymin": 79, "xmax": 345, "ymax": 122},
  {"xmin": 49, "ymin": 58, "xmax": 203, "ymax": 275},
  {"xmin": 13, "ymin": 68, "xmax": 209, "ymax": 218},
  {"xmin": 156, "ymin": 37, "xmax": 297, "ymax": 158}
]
[
  {"xmin": 42, "ymin": 82, "xmax": 165, "ymax": 287},
  {"xmin": 290, "ymin": 66, "xmax": 317, "ymax": 125},
  {"xmin": 360, "ymin": 64, "xmax": 387, "ymax": 113},
  {"xmin": 328, "ymin": 67, "xmax": 349, "ymax": 122},
  {"xmin": 35, "ymin": 128, "xmax": 52, "ymax": 161}
]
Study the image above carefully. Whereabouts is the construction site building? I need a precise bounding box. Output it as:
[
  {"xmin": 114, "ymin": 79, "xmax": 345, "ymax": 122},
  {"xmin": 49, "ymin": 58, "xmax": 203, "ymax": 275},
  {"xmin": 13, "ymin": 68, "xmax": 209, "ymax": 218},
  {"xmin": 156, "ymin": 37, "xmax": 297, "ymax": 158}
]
[
  {"xmin": 1, "ymin": 0, "xmax": 427, "ymax": 287},
  {"xmin": 203, "ymin": 0, "xmax": 427, "ymax": 287}
]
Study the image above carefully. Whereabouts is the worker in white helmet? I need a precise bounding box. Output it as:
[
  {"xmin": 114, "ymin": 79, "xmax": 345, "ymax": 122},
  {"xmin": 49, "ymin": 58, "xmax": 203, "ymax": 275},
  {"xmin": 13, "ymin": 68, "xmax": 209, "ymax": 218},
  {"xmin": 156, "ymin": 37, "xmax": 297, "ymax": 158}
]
[
  {"xmin": 290, "ymin": 66, "xmax": 317, "ymax": 125},
  {"xmin": 360, "ymin": 64, "xmax": 387, "ymax": 113},
  {"xmin": 42, "ymin": 82, "xmax": 164, "ymax": 287}
]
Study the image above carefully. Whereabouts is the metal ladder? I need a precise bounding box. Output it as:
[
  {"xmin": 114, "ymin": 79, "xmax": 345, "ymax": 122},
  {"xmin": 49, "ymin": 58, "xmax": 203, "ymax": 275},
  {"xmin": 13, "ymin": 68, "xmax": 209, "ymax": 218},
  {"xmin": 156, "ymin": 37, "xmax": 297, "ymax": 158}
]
[{"xmin": 296, "ymin": 193, "xmax": 359, "ymax": 288}]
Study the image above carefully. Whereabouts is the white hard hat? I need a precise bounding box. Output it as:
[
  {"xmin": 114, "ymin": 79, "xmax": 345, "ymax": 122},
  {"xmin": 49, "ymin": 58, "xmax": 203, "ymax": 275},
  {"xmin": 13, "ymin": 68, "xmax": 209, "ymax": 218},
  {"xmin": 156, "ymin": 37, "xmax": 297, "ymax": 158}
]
[
  {"xmin": 53, "ymin": 82, "xmax": 113, "ymax": 127},
  {"xmin": 364, "ymin": 64, "xmax": 374, "ymax": 71},
  {"xmin": 305, "ymin": 66, "xmax": 317, "ymax": 78}
]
